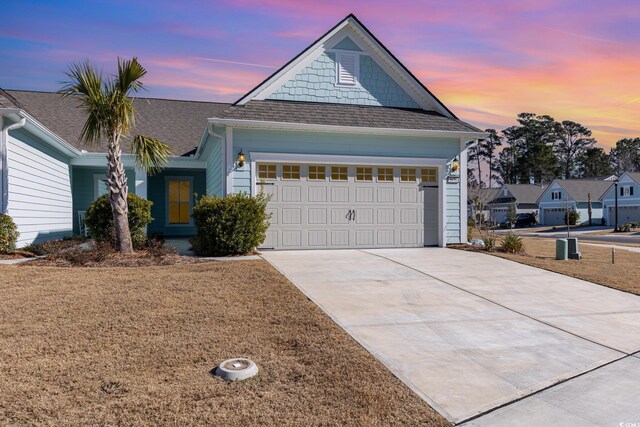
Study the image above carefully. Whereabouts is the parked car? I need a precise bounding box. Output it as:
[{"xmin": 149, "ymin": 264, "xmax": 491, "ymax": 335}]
[{"xmin": 500, "ymin": 213, "xmax": 537, "ymax": 228}]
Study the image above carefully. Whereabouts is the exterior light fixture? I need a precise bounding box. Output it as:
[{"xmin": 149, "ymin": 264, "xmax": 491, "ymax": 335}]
[
  {"xmin": 451, "ymin": 157, "xmax": 460, "ymax": 172},
  {"xmin": 237, "ymin": 149, "xmax": 245, "ymax": 167}
]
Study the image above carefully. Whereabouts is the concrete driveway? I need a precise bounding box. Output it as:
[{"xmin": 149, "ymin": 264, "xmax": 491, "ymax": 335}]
[{"xmin": 262, "ymin": 248, "xmax": 640, "ymax": 425}]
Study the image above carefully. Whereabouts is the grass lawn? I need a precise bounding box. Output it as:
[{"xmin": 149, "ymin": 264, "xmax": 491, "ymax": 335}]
[
  {"xmin": 491, "ymin": 237, "xmax": 640, "ymax": 296},
  {"xmin": 0, "ymin": 261, "xmax": 448, "ymax": 426}
]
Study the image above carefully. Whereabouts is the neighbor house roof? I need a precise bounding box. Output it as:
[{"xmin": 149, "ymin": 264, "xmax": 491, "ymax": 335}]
[
  {"xmin": 3, "ymin": 89, "xmax": 230, "ymax": 156},
  {"xmin": 214, "ymin": 100, "xmax": 481, "ymax": 133},
  {"xmin": 549, "ymin": 179, "xmax": 614, "ymax": 203},
  {"xmin": 468, "ymin": 187, "xmax": 499, "ymax": 203},
  {"xmin": 626, "ymin": 172, "xmax": 640, "ymax": 185},
  {"xmin": 498, "ymin": 184, "xmax": 546, "ymax": 205}
]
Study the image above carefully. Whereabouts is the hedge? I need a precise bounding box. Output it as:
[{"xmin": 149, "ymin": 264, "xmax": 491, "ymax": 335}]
[{"xmin": 0, "ymin": 214, "xmax": 19, "ymax": 253}]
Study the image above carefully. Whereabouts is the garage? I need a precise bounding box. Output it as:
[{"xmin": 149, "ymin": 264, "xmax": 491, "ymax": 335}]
[
  {"xmin": 609, "ymin": 206, "xmax": 640, "ymax": 224},
  {"xmin": 543, "ymin": 208, "xmax": 566, "ymax": 226},
  {"xmin": 257, "ymin": 162, "xmax": 439, "ymax": 249}
]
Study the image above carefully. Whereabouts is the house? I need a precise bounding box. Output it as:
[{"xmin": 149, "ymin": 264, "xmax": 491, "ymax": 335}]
[
  {"xmin": 467, "ymin": 187, "xmax": 499, "ymax": 223},
  {"xmin": 537, "ymin": 179, "xmax": 613, "ymax": 226},
  {"xmin": 490, "ymin": 184, "xmax": 546, "ymax": 224},
  {"xmin": 0, "ymin": 14, "xmax": 485, "ymax": 249},
  {"xmin": 601, "ymin": 172, "xmax": 640, "ymax": 226}
]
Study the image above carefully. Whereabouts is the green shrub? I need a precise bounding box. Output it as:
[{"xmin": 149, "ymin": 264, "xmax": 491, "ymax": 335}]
[
  {"xmin": 564, "ymin": 210, "xmax": 580, "ymax": 226},
  {"xmin": 0, "ymin": 214, "xmax": 19, "ymax": 253},
  {"xmin": 501, "ymin": 232, "xmax": 524, "ymax": 254},
  {"xmin": 628, "ymin": 221, "xmax": 639, "ymax": 230},
  {"xmin": 84, "ymin": 194, "xmax": 153, "ymax": 249},
  {"xmin": 191, "ymin": 193, "xmax": 271, "ymax": 256},
  {"xmin": 482, "ymin": 235, "xmax": 496, "ymax": 251}
]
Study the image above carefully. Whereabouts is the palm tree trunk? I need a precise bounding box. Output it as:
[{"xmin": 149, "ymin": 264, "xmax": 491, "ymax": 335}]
[{"xmin": 107, "ymin": 133, "xmax": 134, "ymax": 253}]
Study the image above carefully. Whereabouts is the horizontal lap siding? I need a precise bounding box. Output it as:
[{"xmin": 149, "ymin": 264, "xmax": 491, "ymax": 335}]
[
  {"xmin": 446, "ymin": 182, "xmax": 461, "ymax": 243},
  {"xmin": 6, "ymin": 132, "xmax": 73, "ymax": 247},
  {"xmin": 203, "ymin": 133, "xmax": 224, "ymax": 197}
]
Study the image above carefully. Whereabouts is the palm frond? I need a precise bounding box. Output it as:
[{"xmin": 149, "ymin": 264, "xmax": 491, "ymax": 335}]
[
  {"xmin": 117, "ymin": 57, "xmax": 147, "ymax": 95},
  {"xmin": 131, "ymin": 135, "xmax": 172, "ymax": 174}
]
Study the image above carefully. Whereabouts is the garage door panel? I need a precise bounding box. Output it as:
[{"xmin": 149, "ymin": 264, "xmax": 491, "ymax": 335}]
[
  {"xmin": 308, "ymin": 208, "xmax": 327, "ymax": 224},
  {"xmin": 355, "ymin": 187, "xmax": 374, "ymax": 202},
  {"xmin": 331, "ymin": 187, "xmax": 349, "ymax": 202},
  {"xmin": 377, "ymin": 187, "xmax": 394, "ymax": 203},
  {"xmin": 260, "ymin": 162, "xmax": 440, "ymax": 250}
]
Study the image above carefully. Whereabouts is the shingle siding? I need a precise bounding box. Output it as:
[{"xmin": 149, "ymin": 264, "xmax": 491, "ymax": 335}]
[{"xmin": 267, "ymin": 51, "xmax": 420, "ymax": 108}]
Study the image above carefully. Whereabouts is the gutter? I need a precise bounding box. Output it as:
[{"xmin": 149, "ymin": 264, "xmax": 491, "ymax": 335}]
[
  {"xmin": 0, "ymin": 112, "xmax": 27, "ymax": 213},
  {"xmin": 207, "ymin": 117, "xmax": 488, "ymax": 140}
]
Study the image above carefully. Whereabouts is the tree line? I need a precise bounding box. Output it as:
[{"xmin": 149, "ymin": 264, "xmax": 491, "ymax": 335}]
[{"xmin": 468, "ymin": 112, "xmax": 640, "ymax": 187}]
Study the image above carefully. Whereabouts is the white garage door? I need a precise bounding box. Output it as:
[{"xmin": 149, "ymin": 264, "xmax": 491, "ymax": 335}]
[
  {"xmin": 258, "ymin": 163, "xmax": 439, "ymax": 250},
  {"xmin": 543, "ymin": 208, "xmax": 565, "ymax": 226}
]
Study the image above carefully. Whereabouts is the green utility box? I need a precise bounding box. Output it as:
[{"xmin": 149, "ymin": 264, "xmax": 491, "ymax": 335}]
[{"xmin": 556, "ymin": 239, "xmax": 568, "ymax": 260}]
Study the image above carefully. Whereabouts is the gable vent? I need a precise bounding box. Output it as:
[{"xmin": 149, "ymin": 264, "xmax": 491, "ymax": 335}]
[{"xmin": 337, "ymin": 52, "xmax": 358, "ymax": 86}]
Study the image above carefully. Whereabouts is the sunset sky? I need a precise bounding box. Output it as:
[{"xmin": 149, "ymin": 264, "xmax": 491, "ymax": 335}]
[{"xmin": 1, "ymin": 0, "xmax": 639, "ymax": 147}]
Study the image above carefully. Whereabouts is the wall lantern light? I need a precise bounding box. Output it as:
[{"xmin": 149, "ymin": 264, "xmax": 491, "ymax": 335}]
[
  {"xmin": 237, "ymin": 149, "xmax": 245, "ymax": 167},
  {"xmin": 451, "ymin": 157, "xmax": 460, "ymax": 173}
]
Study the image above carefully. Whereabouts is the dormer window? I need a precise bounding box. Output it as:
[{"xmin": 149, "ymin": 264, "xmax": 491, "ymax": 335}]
[
  {"xmin": 551, "ymin": 191, "xmax": 562, "ymax": 200},
  {"xmin": 336, "ymin": 52, "xmax": 358, "ymax": 86},
  {"xmin": 621, "ymin": 186, "xmax": 634, "ymax": 197}
]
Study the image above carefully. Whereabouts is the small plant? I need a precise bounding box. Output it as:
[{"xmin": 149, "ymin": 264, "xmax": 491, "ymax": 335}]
[
  {"xmin": 628, "ymin": 221, "xmax": 639, "ymax": 230},
  {"xmin": 501, "ymin": 232, "xmax": 524, "ymax": 254},
  {"xmin": 467, "ymin": 225, "xmax": 473, "ymax": 242},
  {"xmin": 564, "ymin": 210, "xmax": 580, "ymax": 226},
  {"xmin": 0, "ymin": 214, "xmax": 19, "ymax": 253},
  {"xmin": 84, "ymin": 194, "xmax": 153, "ymax": 249},
  {"xmin": 191, "ymin": 192, "xmax": 271, "ymax": 256},
  {"xmin": 482, "ymin": 235, "xmax": 497, "ymax": 251}
]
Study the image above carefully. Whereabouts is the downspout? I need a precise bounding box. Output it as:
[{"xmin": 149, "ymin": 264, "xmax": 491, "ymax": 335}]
[
  {"xmin": 207, "ymin": 123, "xmax": 225, "ymax": 195},
  {"xmin": 0, "ymin": 113, "xmax": 27, "ymax": 214}
]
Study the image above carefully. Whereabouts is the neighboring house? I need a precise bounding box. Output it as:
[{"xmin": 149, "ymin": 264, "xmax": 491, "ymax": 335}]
[
  {"xmin": 467, "ymin": 187, "xmax": 499, "ymax": 222},
  {"xmin": 601, "ymin": 172, "xmax": 640, "ymax": 226},
  {"xmin": 537, "ymin": 179, "xmax": 613, "ymax": 226},
  {"xmin": 0, "ymin": 14, "xmax": 484, "ymax": 249},
  {"xmin": 490, "ymin": 184, "xmax": 545, "ymax": 224}
]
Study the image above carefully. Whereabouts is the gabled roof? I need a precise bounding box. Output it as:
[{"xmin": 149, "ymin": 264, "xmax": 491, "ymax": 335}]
[
  {"xmin": 3, "ymin": 89, "xmax": 230, "ymax": 156},
  {"xmin": 234, "ymin": 14, "xmax": 457, "ymax": 118},
  {"xmin": 626, "ymin": 172, "xmax": 640, "ymax": 185},
  {"xmin": 499, "ymin": 184, "xmax": 546, "ymax": 204},
  {"xmin": 468, "ymin": 187, "xmax": 500, "ymax": 203},
  {"xmin": 543, "ymin": 179, "xmax": 613, "ymax": 203},
  {"xmin": 214, "ymin": 100, "xmax": 480, "ymax": 133}
]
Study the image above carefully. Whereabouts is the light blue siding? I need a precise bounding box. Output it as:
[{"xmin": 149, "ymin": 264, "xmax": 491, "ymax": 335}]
[
  {"xmin": 333, "ymin": 36, "xmax": 362, "ymax": 51},
  {"xmin": 267, "ymin": 51, "xmax": 420, "ymax": 108},
  {"xmin": 6, "ymin": 129, "xmax": 73, "ymax": 247},
  {"xmin": 446, "ymin": 182, "xmax": 461, "ymax": 243},
  {"xmin": 538, "ymin": 182, "xmax": 564, "ymax": 204},
  {"xmin": 202, "ymin": 131, "xmax": 224, "ymax": 196}
]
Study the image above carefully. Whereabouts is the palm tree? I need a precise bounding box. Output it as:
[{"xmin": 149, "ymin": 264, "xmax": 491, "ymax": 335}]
[{"xmin": 60, "ymin": 58, "xmax": 171, "ymax": 253}]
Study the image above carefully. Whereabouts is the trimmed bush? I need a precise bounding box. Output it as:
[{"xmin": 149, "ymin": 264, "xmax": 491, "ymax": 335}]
[
  {"xmin": 84, "ymin": 194, "xmax": 153, "ymax": 249},
  {"xmin": 191, "ymin": 193, "xmax": 271, "ymax": 256},
  {"xmin": 564, "ymin": 210, "xmax": 580, "ymax": 226},
  {"xmin": 501, "ymin": 232, "xmax": 524, "ymax": 254},
  {"xmin": 0, "ymin": 214, "xmax": 19, "ymax": 253},
  {"xmin": 482, "ymin": 235, "xmax": 496, "ymax": 252}
]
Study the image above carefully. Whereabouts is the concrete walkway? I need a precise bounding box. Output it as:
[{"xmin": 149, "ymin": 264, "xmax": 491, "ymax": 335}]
[{"xmin": 262, "ymin": 248, "xmax": 640, "ymax": 425}]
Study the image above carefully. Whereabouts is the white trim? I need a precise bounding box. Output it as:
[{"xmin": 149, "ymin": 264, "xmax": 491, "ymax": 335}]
[
  {"xmin": 439, "ymin": 177, "xmax": 445, "ymax": 247},
  {"xmin": 70, "ymin": 153, "xmax": 207, "ymax": 169},
  {"xmin": 135, "ymin": 167, "xmax": 147, "ymax": 199},
  {"xmin": 225, "ymin": 127, "xmax": 234, "ymax": 195},
  {"xmin": 208, "ymin": 118, "xmax": 486, "ymax": 139},
  {"xmin": 93, "ymin": 174, "xmax": 107, "ymax": 199},
  {"xmin": 459, "ymin": 137, "xmax": 468, "ymax": 243}
]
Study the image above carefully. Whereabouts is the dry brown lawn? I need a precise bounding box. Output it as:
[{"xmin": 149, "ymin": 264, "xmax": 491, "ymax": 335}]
[
  {"xmin": 491, "ymin": 237, "xmax": 640, "ymax": 296},
  {"xmin": 0, "ymin": 261, "xmax": 448, "ymax": 426}
]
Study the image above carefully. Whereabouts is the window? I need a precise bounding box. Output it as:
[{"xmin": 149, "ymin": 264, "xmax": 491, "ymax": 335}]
[
  {"xmin": 93, "ymin": 175, "xmax": 108, "ymax": 199},
  {"xmin": 377, "ymin": 168, "xmax": 393, "ymax": 182},
  {"xmin": 309, "ymin": 165, "xmax": 326, "ymax": 180},
  {"xmin": 421, "ymin": 168, "xmax": 437, "ymax": 183},
  {"xmin": 336, "ymin": 52, "xmax": 358, "ymax": 86},
  {"xmin": 622, "ymin": 186, "xmax": 634, "ymax": 197},
  {"xmin": 168, "ymin": 179, "xmax": 192, "ymax": 225},
  {"xmin": 356, "ymin": 167, "xmax": 372, "ymax": 181},
  {"xmin": 400, "ymin": 168, "xmax": 416, "ymax": 182},
  {"xmin": 331, "ymin": 166, "xmax": 348, "ymax": 181},
  {"xmin": 257, "ymin": 164, "xmax": 276, "ymax": 179},
  {"xmin": 551, "ymin": 191, "xmax": 562, "ymax": 200},
  {"xmin": 282, "ymin": 164, "xmax": 300, "ymax": 180}
]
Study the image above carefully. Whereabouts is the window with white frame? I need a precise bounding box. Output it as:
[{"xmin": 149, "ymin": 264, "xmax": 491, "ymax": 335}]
[
  {"xmin": 551, "ymin": 191, "xmax": 562, "ymax": 200},
  {"xmin": 336, "ymin": 52, "xmax": 358, "ymax": 86},
  {"xmin": 621, "ymin": 186, "xmax": 634, "ymax": 197}
]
